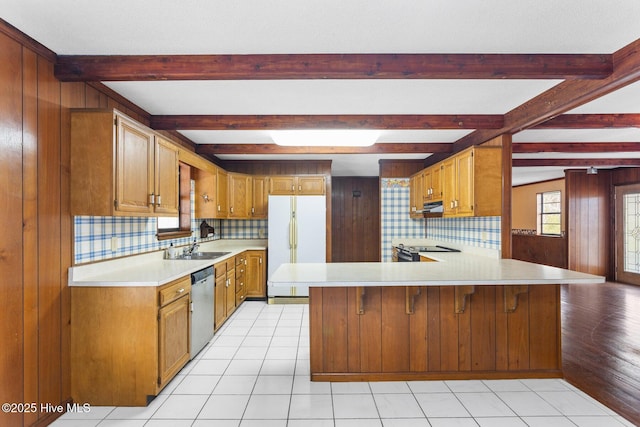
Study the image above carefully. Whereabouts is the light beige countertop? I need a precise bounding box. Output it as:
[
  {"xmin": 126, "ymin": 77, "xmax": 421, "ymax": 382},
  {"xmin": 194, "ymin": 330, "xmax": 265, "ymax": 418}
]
[
  {"xmin": 268, "ymin": 252, "xmax": 604, "ymax": 288},
  {"xmin": 69, "ymin": 239, "xmax": 267, "ymax": 287}
]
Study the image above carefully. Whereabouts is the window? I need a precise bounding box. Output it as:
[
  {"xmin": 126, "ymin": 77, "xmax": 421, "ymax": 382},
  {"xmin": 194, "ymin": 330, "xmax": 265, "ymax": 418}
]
[
  {"xmin": 157, "ymin": 162, "xmax": 192, "ymax": 240},
  {"xmin": 158, "ymin": 216, "xmax": 179, "ymax": 231},
  {"xmin": 537, "ymin": 190, "xmax": 562, "ymax": 235}
]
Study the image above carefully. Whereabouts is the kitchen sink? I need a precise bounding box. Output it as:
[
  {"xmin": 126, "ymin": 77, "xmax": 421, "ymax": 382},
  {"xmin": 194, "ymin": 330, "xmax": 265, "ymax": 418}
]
[{"xmin": 176, "ymin": 251, "xmax": 231, "ymax": 260}]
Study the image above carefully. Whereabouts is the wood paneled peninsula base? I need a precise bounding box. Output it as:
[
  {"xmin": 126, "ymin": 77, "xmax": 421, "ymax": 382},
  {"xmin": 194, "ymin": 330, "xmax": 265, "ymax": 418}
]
[{"xmin": 268, "ymin": 260, "xmax": 604, "ymax": 382}]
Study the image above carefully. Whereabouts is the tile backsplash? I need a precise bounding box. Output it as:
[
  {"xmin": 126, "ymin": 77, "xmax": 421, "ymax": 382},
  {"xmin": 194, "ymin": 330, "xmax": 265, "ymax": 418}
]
[
  {"xmin": 380, "ymin": 178, "xmax": 426, "ymax": 261},
  {"xmin": 73, "ymin": 180, "xmax": 266, "ymax": 264},
  {"xmin": 380, "ymin": 177, "xmax": 501, "ymax": 261},
  {"xmin": 426, "ymin": 216, "xmax": 501, "ymax": 249}
]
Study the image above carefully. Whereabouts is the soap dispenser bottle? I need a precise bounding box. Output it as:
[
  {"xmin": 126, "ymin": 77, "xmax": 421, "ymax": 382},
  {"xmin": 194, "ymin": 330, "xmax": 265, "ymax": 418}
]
[{"xmin": 167, "ymin": 243, "xmax": 176, "ymax": 259}]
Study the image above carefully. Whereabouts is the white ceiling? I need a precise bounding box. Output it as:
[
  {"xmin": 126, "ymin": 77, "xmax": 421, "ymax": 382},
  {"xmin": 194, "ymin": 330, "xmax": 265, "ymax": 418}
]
[{"xmin": 1, "ymin": 0, "xmax": 639, "ymax": 184}]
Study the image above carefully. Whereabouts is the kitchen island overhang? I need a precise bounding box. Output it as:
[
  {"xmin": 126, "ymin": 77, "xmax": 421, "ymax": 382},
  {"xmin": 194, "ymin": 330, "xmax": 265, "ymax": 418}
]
[{"xmin": 269, "ymin": 258, "xmax": 604, "ymax": 382}]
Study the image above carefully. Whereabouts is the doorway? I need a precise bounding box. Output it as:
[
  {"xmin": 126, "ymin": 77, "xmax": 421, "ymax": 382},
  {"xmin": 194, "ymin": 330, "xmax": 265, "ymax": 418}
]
[{"xmin": 615, "ymin": 183, "xmax": 640, "ymax": 285}]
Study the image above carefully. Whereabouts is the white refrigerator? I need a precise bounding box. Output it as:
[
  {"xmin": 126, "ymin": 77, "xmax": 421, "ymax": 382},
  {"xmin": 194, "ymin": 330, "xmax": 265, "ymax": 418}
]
[{"xmin": 268, "ymin": 195, "xmax": 326, "ymax": 299}]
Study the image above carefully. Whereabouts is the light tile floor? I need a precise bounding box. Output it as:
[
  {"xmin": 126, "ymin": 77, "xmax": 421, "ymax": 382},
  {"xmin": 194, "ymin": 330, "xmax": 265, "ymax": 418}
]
[{"xmin": 52, "ymin": 301, "xmax": 634, "ymax": 427}]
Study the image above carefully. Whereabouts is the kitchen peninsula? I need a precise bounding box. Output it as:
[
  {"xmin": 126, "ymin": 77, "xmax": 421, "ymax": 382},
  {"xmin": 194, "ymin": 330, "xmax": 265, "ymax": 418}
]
[{"xmin": 268, "ymin": 252, "xmax": 604, "ymax": 382}]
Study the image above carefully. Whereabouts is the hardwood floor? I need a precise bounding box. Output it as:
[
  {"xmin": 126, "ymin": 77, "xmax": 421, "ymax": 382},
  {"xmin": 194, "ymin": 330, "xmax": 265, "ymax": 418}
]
[{"xmin": 562, "ymin": 281, "xmax": 640, "ymax": 425}]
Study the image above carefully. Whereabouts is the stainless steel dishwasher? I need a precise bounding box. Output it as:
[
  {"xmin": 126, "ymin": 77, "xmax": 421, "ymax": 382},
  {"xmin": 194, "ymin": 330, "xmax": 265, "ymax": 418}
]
[{"xmin": 190, "ymin": 266, "xmax": 214, "ymax": 358}]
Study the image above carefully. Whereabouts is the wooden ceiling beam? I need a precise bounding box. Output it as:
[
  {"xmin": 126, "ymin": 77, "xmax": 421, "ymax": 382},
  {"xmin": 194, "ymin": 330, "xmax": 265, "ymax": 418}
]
[
  {"xmin": 513, "ymin": 142, "xmax": 640, "ymax": 153},
  {"xmin": 54, "ymin": 53, "xmax": 612, "ymax": 81},
  {"xmin": 534, "ymin": 113, "xmax": 640, "ymax": 129},
  {"xmin": 512, "ymin": 158, "xmax": 640, "ymax": 167},
  {"xmin": 430, "ymin": 38, "xmax": 640, "ymax": 166},
  {"xmin": 196, "ymin": 143, "xmax": 453, "ymax": 155},
  {"xmin": 151, "ymin": 114, "xmax": 503, "ymax": 130}
]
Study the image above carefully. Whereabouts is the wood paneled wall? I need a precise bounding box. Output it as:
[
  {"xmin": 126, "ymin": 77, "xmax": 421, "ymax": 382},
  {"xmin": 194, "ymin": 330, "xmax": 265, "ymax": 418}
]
[
  {"xmin": 331, "ymin": 177, "xmax": 380, "ymax": 262},
  {"xmin": 512, "ymin": 235, "xmax": 568, "ymax": 269},
  {"xmin": 566, "ymin": 169, "xmax": 612, "ymax": 277},
  {"xmin": 0, "ymin": 22, "xmax": 160, "ymax": 427},
  {"xmin": 379, "ymin": 159, "xmax": 424, "ymax": 178},
  {"xmin": 222, "ymin": 159, "xmax": 331, "ymax": 176}
]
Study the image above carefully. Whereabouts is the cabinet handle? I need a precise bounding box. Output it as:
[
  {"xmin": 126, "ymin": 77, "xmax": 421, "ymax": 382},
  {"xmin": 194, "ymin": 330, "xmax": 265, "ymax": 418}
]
[
  {"xmin": 291, "ymin": 185, "xmax": 295, "ymax": 192},
  {"xmin": 298, "ymin": 185, "xmax": 302, "ymax": 191},
  {"xmin": 251, "ymin": 207, "xmax": 255, "ymax": 214},
  {"xmin": 149, "ymin": 193, "xmax": 155, "ymax": 205},
  {"xmin": 259, "ymin": 257, "xmax": 262, "ymax": 264},
  {"xmin": 176, "ymin": 288, "xmax": 185, "ymax": 294},
  {"xmin": 230, "ymin": 206, "xmax": 234, "ymax": 213},
  {"xmin": 202, "ymin": 193, "xmax": 210, "ymax": 202},
  {"xmin": 225, "ymin": 279, "xmax": 229, "ymax": 287},
  {"xmin": 156, "ymin": 195, "xmax": 162, "ymax": 206},
  {"xmin": 217, "ymin": 205, "xmax": 221, "ymax": 212}
]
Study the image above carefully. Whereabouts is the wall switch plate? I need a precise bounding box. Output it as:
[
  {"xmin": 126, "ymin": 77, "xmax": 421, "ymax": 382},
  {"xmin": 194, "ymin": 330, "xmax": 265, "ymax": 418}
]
[{"xmin": 111, "ymin": 236, "xmax": 118, "ymax": 252}]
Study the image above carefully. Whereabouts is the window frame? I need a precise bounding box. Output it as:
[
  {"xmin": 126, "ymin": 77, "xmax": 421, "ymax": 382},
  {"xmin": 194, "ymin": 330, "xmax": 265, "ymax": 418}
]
[
  {"xmin": 157, "ymin": 162, "xmax": 192, "ymax": 241},
  {"xmin": 536, "ymin": 190, "xmax": 562, "ymax": 236}
]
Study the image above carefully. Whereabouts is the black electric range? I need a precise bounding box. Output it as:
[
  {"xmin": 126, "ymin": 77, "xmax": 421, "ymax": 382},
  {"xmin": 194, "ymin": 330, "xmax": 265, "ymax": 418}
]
[{"xmin": 395, "ymin": 244, "xmax": 460, "ymax": 262}]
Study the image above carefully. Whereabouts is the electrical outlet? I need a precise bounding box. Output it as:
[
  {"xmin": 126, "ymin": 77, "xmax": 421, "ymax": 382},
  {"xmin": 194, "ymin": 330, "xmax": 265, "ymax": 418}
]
[
  {"xmin": 111, "ymin": 236, "xmax": 118, "ymax": 252},
  {"xmin": 481, "ymin": 231, "xmax": 487, "ymax": 242}
]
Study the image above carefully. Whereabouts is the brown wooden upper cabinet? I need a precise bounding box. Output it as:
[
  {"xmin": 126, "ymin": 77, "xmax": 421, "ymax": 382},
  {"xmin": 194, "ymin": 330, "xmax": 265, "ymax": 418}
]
[
  {"xmin": 442, "ymin": 146, "xmax": 502, "ymax": 217},
  {"xmin": 423, "ymin": 164, "xmax": 443, "ymax": 203},
  {"xmin": 229, "ymin": 173, "xmax": 252, "ymax": 218},
  {"xmin": 269, "ymin": 175, "xmax": 325, "ymax": 195},
  {"xmin": 409, "ymin": 145, "xmax": 501, "ymax": 218},
  {"xmin": 70, "ymin": 110, "xmax": 179, "ymax": 217},
  {"xmin": 409, "ymin": 171, "xmax": 424, "ymax": 218},
  {"xmin": 194, "ymin": 166, "xmax": 229, "ymax": 219},
  {"xmin": 251, "ymin": 176, "xmax": 269, "ymax": 218}
]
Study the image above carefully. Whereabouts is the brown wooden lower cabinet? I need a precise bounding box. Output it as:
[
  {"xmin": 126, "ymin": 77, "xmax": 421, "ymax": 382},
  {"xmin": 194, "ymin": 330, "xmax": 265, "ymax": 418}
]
[
  {"xmin": 71, "ymin": 276, "xmax": 191, "ymax": 406},
  {"xmin": 309, "ymin": 284, "xmax": 561, "ymax": 381}
]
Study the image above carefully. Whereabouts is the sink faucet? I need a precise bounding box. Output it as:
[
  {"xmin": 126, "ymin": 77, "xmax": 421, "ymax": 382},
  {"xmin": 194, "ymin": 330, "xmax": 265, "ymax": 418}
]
[{"xmin": 184, "ymin": 239, "xmax": 200, "ymax": 255}]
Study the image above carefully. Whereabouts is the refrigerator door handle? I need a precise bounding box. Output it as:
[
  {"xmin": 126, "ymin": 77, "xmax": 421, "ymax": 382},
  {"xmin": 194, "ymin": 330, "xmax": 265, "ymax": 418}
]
[
  {"xmin": 293, "ymin": 217, "xmax": 298, "ymax": 249},
  {"xmin": 289, "ymin": 220, "xmax": 294, "ymax": 249}
]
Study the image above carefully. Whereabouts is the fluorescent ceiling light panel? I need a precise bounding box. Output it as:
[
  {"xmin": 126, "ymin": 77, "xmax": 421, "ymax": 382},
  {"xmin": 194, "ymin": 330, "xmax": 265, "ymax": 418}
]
[{"xmin": 271, "ymin": 130, "xmax": 380, "ymax": 146}]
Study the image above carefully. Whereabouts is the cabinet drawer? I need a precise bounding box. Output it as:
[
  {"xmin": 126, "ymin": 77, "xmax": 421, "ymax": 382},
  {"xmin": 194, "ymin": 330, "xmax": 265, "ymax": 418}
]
[
  {"xmin": 158, "ymin": 277, "xmax": 191, "ymax": 307},
  {"xmin": 235, "ymin": 253, "xmax": 245, "ymax": 266},
  {"xmin": 226, "ymin": 258, "xmax": 235, "ymax": 271},
  {"xmin": 214, "ymin": 262, "xmax": 226, "ymax": 278}
]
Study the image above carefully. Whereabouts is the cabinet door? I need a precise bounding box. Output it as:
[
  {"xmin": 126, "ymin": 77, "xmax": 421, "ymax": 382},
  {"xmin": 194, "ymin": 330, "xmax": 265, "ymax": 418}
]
[
  {"xmin": 409, "ymin": 172, "xmax": 423, "ymax": 217},
  {"xmin": 245, "ymin": 250, "xmax": 266, "ymax": 298},
  {"xmin": 214, "ymin": 273, "xmax": 226, "ymax": 330},
  {"xmin": 270, "ymin": 176, "xmax": 296, "ymax": 195},
  {"xmin": 115, "ymin": 116, "xmax": 154, "ymax": 214},
  {"xmin": 226, "ymin": 268, "xmax": 236, "ymax": 317},
  {"xmin": 158, "ymin": 294, "xmax": 190, "ymax": 388},
  {"xmin": 251, "ymin": 176, "xmax": 269, "ymax": 218},
  {"xmin": 229, "ymin": 173, "xmax": 251, "ymax": 218},
  {"xmin": 194, "ymin": 168, "xmax": 217, "ymax": 218},
  {"xmin": 297, "ymin": 176, "xmax": 325, "ymax": 195},
  {"xmin": 422, "ymin": 169, "xmax": 432, "ymax": 201},
  {"xmin": 455, "ymin": 150, "xmax": 475, "ymax": 217},
  {"xmin": 442, "ymin": 158, "xmax": 457, "ymax": 216},
  {"xmin": 216, "ymin": 169, "xmax": 229, "ymax": 218},
  {"xmin": 154, "ymin": 137, "xmax": 179, "ymax": 215},
  {"xmin": 431, "ymin": 165, "xmax": 443, "ymax": 201}
]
